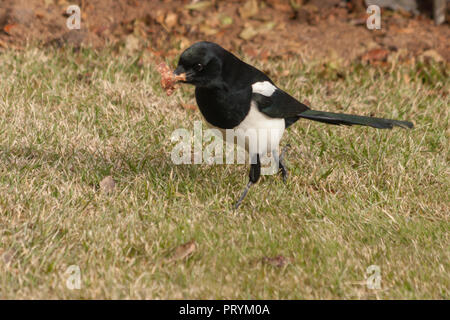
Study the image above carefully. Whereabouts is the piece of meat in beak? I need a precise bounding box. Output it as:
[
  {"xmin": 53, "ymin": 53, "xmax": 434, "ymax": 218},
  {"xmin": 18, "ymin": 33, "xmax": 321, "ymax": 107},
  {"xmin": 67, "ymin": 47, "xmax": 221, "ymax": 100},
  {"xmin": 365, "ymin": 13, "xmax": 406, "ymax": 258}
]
[{"xmin": 157, "ymin": 62, "xmax": 186, "ymax": 96}]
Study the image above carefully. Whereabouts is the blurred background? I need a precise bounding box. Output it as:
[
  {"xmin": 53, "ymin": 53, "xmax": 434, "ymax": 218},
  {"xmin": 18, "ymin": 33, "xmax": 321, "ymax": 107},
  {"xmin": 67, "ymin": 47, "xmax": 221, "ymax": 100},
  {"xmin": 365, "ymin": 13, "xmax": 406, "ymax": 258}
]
[{"xmin": 0, "ymin": 0, "xmax": 449, "ymax": 65}]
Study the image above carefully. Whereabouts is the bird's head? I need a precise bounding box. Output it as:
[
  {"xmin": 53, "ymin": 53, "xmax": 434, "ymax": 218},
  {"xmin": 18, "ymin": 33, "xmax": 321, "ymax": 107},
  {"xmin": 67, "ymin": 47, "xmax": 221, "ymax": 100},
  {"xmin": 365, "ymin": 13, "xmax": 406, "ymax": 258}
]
[{"xmin": 174, "ymin": 41, "xmax": 224, "ymax": 88}]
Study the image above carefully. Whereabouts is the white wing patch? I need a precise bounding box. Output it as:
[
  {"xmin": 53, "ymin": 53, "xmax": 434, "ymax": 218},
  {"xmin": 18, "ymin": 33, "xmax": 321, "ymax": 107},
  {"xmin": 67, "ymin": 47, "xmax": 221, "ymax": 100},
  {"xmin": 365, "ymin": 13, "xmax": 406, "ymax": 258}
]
[{"xmin": 251, "ymin": 81, "xmax": 276, "ymax": 97}]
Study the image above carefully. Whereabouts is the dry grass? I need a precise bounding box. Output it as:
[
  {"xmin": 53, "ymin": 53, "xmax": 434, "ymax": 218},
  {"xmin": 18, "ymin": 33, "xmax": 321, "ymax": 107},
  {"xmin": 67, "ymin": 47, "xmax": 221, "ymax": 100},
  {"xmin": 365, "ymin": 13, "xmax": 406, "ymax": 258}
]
[{"xmin": 0, "ymin": 47, "xmax": 448, "ymax": 299}]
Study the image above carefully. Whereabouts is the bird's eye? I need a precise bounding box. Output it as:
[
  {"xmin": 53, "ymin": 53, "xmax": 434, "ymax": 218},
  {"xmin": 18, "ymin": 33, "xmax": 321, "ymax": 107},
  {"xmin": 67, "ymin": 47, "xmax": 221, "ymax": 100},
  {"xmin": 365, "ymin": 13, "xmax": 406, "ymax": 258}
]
[{"xmin": 194, "ymin": 63, "xmax": 203, "ymax": 72}]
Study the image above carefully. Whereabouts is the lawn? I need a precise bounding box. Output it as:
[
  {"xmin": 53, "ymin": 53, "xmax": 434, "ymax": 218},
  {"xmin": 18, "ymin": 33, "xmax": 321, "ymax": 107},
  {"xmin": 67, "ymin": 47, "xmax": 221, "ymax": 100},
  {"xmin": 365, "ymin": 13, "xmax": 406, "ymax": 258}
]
[{"xmin": 0, "ymin": 47, "xmax": 448, "ymax": 299}]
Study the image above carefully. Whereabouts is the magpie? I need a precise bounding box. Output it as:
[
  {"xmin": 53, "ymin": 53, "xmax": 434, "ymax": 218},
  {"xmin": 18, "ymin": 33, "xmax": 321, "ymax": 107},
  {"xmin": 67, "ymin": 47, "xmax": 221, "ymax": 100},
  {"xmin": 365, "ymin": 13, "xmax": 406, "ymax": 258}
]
[{"xmin": 173, "ymin": 41, "xmax": 413, "ymax": 209}]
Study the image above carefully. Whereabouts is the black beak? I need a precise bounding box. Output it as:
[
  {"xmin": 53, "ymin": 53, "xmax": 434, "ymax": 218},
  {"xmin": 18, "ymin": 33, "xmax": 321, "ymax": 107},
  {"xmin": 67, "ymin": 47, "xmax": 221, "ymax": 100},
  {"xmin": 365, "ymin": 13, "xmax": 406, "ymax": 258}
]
[
  {"xmin": 173, "ymin": 65, "xmax": 188, "ymax": 83},
  {"xmin": 174, "ymin": 66, "xmax": 185, "ymax": 76}
]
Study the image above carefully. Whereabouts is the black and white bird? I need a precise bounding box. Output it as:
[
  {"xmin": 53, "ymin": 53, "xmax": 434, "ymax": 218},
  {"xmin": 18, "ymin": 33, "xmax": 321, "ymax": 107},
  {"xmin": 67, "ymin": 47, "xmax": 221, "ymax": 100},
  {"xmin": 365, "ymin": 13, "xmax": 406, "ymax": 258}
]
[{"xmin": 173, "ymin": 41, "xmax": 413, "ymax": 208}]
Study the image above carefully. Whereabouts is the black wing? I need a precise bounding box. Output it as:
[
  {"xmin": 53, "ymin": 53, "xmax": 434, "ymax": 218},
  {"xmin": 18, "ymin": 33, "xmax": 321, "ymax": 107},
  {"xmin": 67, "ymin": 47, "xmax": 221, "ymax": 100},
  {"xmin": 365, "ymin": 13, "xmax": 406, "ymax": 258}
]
[
  {"xmin": 252, "ymin": 89, "xmax": 310, "ymax": 118},
  {"xmin": 252, "ymin": 88, "xmax": 310, "ymax": 128}
]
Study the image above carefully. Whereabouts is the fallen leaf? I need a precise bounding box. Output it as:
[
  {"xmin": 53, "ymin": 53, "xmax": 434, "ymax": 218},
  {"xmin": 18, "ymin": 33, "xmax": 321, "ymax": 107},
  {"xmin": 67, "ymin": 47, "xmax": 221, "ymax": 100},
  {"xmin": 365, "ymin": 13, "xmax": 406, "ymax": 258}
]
[
  {"xmin": 396, "ymin": 27, "xmax": 414, "ymax": 34},
  {"xmin": 262, "ymin": 21, "xmax": 276, "ymax": 31},
  {"xmin": 181, "ymin": 103, "xmax": 197, "ymax": 110},
  {"xmin": 185, "ymin": 1, "xmax": 212, "ymax": 11},
  {"xmin": 239, "ymin": 25, "xmax": 258, "ymax": 40},
  {"xmin": 268, "ymin": 0, "xmax": 294, "ymax": 13},
  {"xmin": 2, "ymin": 249, "xmax": 15, "ymax": 265},
  {"xmin": 165, "ymin": 12, "xmax": 178, "ymax": 29},
  {"xmin": 259, "ymin": 49, "xmax": 270, "ymax": 61},
  {"xmin": 243, "ymin": 47, "xmax": 259, "ymax": 58},
  {"xmin": 290, "ymin": 0, "xmax": 302, "ymax": 10},
  {"xmin": 420, "ymin": 49, "xmax": 444, "ymax": 63},
  {"xmin": 100, "ymin": 176, "xmax": 115, "ymax": 193},
  {"xmin": 92, "ymin": 25, "xmax": 108, "ymax": 36},
  {"xmin": 199, "ymin": 25, "xmax": 219, "ymax": 36},
  {"xmin": 261, "ymin": 255, "xmax": 291, "ymax": 267},
  {"xmin": 220, "ymin": 15, "xmax": 233, "ymax": 27},
  {"xmin": 155, "ymin": 9, "xmax": 165, "ymax": 25},
  {"xmin": 167, "ymin": 240, "xmax": 197, "ymax": 263},
  {"xmin": 125, "ymin": 34, "xmax": 140, "ymax": 52},
  {"xmin": 362, "ymin": 48, "xmax": 390, "ymax": 64},
  {"xmin": 3, "ymin": 24, "xmax": 17, "ymax": 35},
  {"xmin": 35, "ymin": 9, "xmax": 46, "ymax": 19},
  {"xmin": 239, "ymin": 0, "xmax": 259, "ymax": 19}
]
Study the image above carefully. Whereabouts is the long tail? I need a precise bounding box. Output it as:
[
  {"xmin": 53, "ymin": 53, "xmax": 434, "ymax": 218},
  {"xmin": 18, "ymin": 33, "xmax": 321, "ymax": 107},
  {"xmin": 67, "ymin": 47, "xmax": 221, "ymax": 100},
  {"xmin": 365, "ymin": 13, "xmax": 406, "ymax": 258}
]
[{"xmin": 298, "ymin": 110, "xmax": 413, "ymax": 129}]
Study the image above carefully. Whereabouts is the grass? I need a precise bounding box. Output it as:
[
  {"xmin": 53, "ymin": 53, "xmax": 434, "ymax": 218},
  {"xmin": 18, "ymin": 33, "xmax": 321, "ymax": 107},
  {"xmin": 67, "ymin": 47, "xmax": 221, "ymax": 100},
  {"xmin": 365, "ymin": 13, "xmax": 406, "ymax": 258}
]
[{"xmin": 0, "ymin": 46, "xmax": 448, "ymax": 299}]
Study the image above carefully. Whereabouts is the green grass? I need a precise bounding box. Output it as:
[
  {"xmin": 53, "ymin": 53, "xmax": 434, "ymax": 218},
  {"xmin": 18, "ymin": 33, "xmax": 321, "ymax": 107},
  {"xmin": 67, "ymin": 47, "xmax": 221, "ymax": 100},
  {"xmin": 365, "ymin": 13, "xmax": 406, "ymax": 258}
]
[{"xmin": 0, "ymin": 47, "xmax": 448, "ymax": 299}]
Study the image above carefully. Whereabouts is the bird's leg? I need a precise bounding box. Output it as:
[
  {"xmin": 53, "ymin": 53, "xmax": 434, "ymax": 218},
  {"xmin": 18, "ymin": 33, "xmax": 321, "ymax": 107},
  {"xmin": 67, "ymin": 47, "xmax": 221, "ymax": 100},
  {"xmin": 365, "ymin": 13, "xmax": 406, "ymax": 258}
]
[
  {"xmin": 234, "ymin": 181, "xmax": 252, "ymax": 210},
  {"xmin": 279, "ymin": 144, "xmax": 290, "ymax": 183},
  {"xmin": 234, "ymin": 154, "xmax": 261, "ymax": 209}
]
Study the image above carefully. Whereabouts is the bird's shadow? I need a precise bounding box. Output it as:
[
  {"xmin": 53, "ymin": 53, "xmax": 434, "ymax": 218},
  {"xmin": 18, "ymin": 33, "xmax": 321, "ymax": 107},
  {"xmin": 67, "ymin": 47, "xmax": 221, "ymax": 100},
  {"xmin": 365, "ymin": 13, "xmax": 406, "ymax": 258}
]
[{"xmin": 0, "ymin": 144, "xmax": 243, "ymax": 191}]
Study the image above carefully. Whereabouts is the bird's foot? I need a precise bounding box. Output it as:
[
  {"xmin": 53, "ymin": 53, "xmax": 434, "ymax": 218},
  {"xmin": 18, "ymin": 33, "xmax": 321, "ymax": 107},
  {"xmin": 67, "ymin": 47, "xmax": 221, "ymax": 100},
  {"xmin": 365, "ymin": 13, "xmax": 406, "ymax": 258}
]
[
  {"xmin": 280, "ymin": 163, "xmax": 288, "ymax": 183},
  {"xmin": 234, "ymin": 181, "xmax": 253, "ymax": 210},
  {"xmin": 279, "ymin": 144, "xmax": 290, "ymax": 183}
]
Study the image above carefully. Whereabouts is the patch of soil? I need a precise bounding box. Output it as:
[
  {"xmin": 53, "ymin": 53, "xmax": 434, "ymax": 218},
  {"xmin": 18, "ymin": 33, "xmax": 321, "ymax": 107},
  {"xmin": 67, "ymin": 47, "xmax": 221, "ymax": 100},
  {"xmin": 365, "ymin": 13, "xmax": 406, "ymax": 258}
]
[{"xmin": 0, "ymin": 0, "xmax": 449, "ymax": 64}]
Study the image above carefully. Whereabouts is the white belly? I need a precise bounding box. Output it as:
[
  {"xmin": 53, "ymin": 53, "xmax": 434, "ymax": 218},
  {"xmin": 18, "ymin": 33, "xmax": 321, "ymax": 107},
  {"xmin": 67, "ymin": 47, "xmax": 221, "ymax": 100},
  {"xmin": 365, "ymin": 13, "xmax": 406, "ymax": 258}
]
[{"xmin": 204, "ymin": 101, "xmax": 285, "ymax": 157}]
